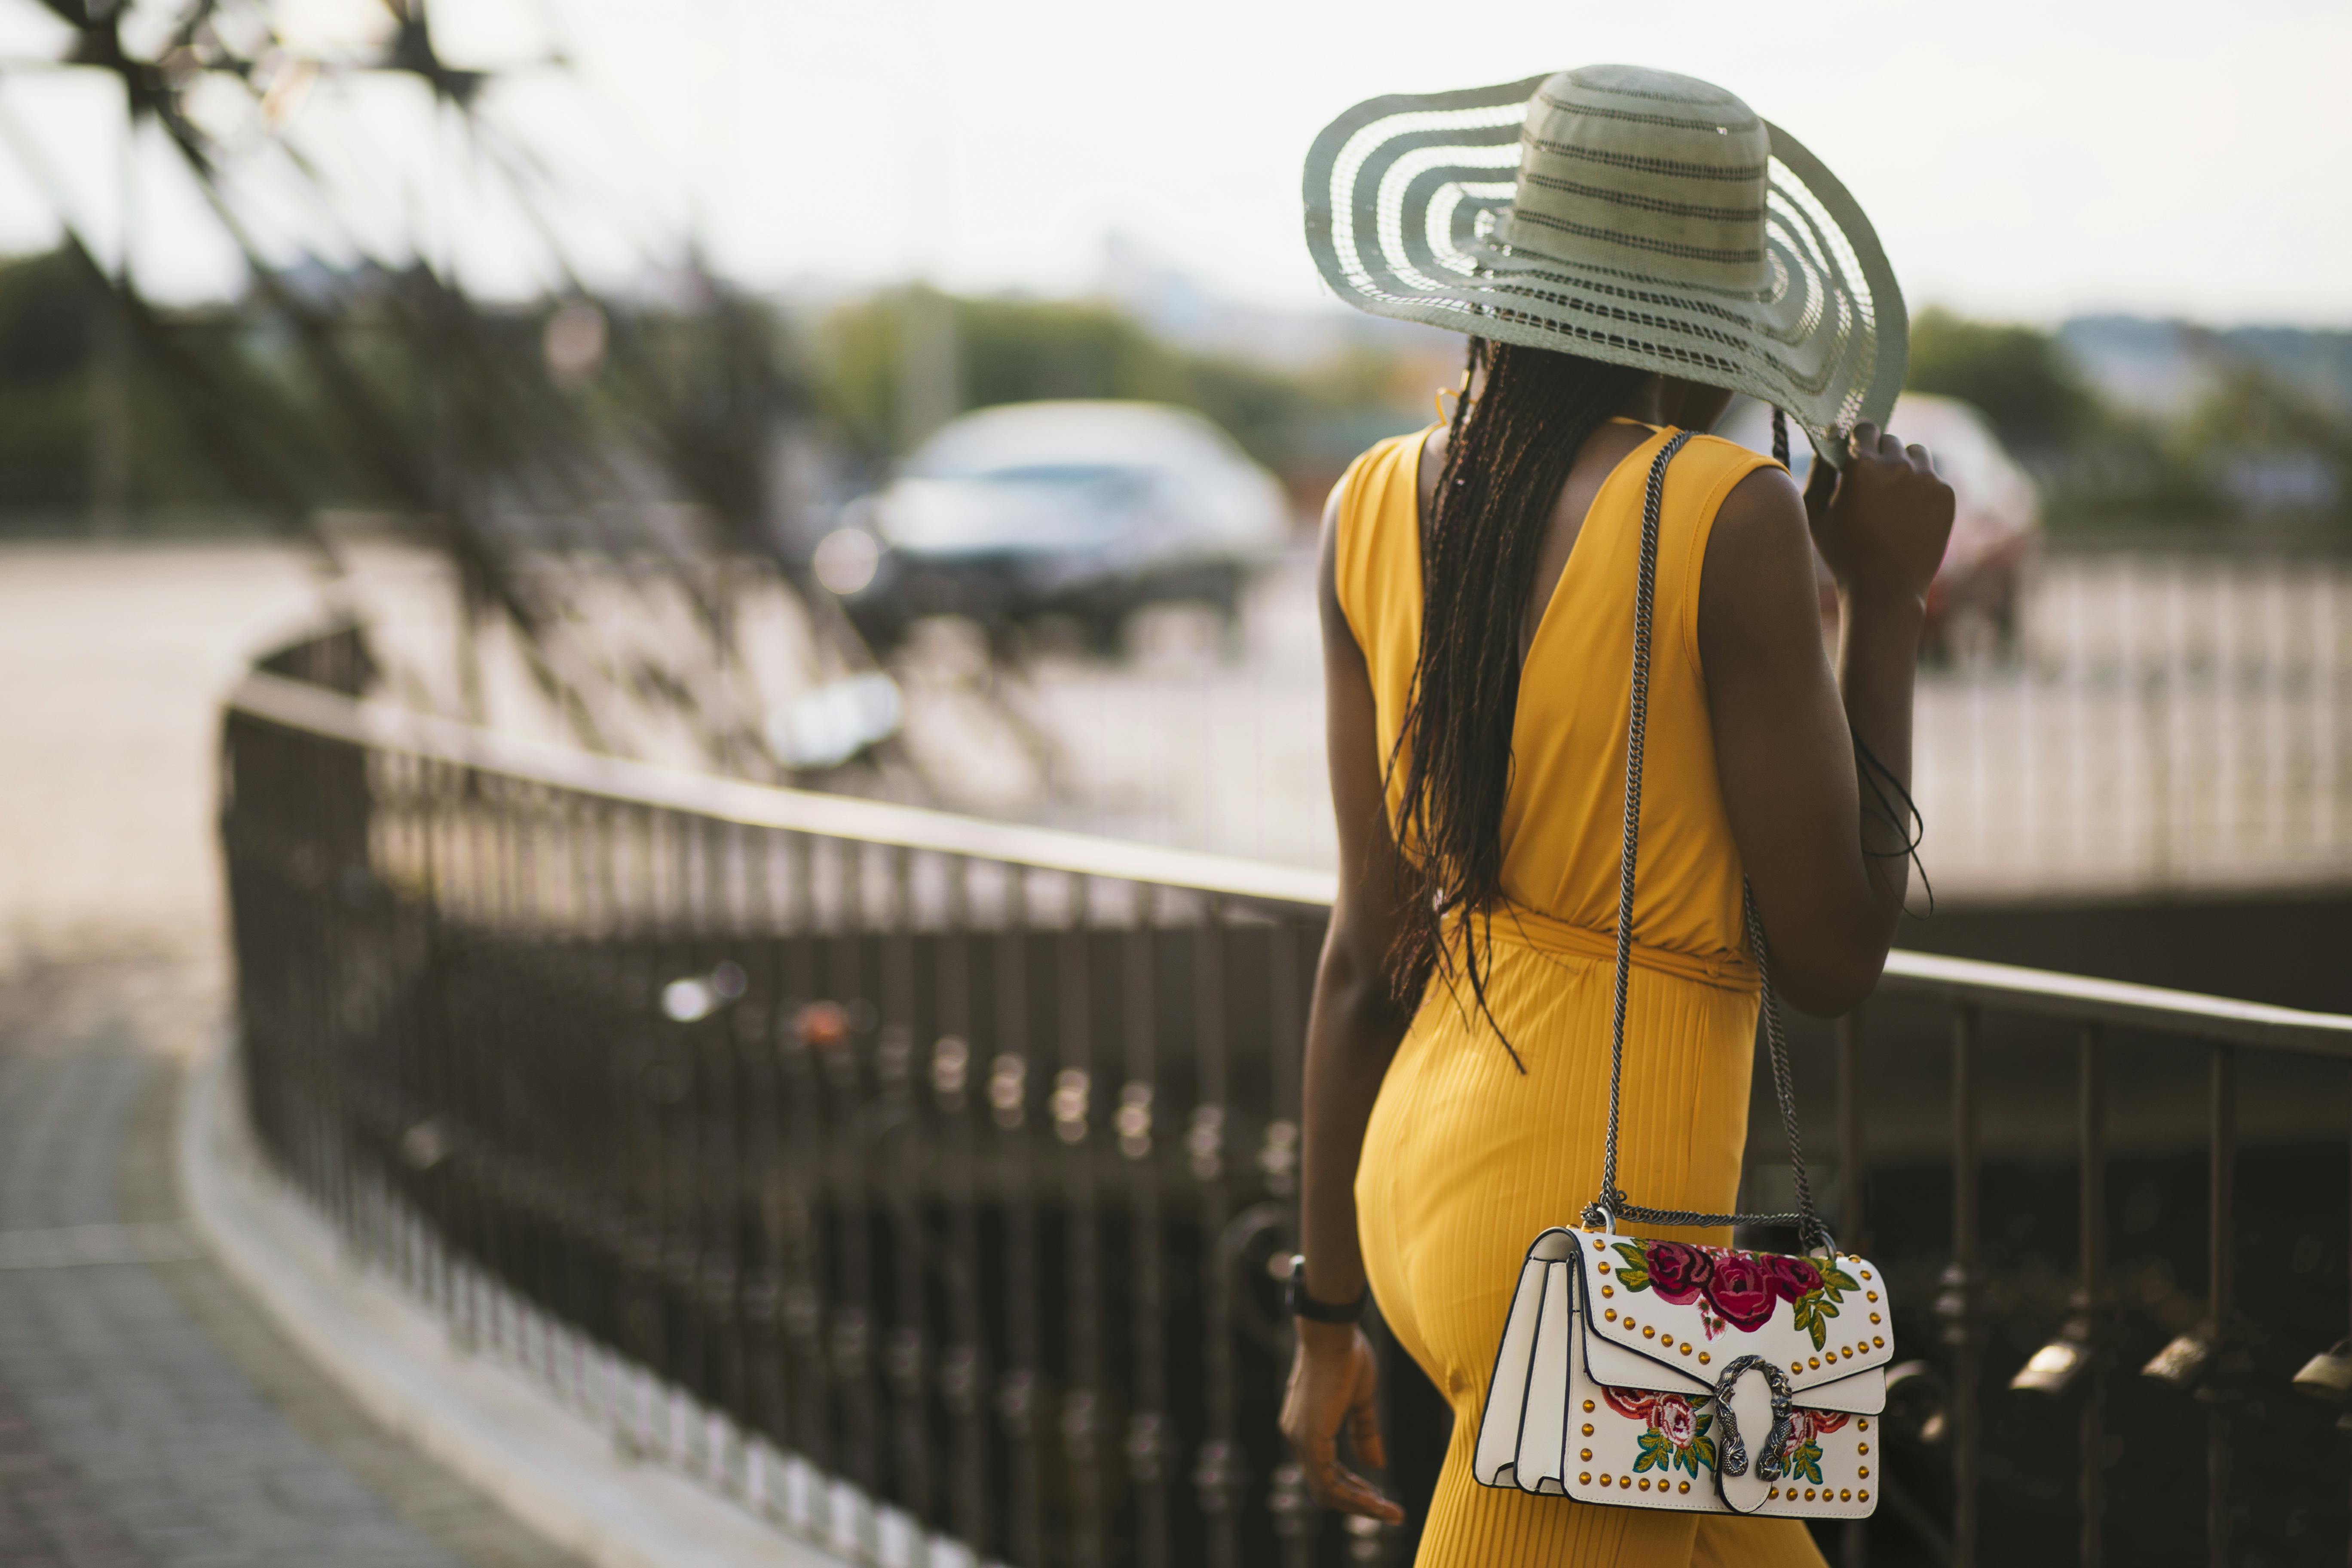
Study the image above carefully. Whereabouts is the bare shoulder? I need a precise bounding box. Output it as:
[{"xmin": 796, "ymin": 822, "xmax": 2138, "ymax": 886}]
[
  {"xmin": 1698, "ymin": 458, "xmax": 1821, "ymax": 660},
  {"xmin": 1317, "ymin": 477, "xmax": 1345, "ymax": 615},
  {"xmin": 1705, "ymin": 457, "xmax": 1812, "ymax": 573}
]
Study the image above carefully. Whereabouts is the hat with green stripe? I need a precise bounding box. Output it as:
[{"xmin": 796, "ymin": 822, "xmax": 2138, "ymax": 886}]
[{"xmin": 1302, "ymin": 64, "xmax": 1906, "ymax": 464}]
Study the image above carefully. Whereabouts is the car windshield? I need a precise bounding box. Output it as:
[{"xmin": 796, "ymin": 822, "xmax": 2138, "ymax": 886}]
[
  {"xmin": 905, "ymin": 403, "xmax": 1243, "ymax": 484},
  {"xmin": 964, "ymin": 463, "xmax": 1140, "ymax": 487}
]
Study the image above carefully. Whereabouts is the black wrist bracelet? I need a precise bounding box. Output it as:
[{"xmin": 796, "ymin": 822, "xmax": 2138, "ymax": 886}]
[{"xmin": 1286, "ymin": 1255, "xmax": 1368, "ymax": 1323}]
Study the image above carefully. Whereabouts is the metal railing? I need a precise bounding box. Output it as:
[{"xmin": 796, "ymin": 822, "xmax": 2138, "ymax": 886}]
[{"xmin": 220, "ymin": 660, "xmax": 2352, "ymax": 1568}]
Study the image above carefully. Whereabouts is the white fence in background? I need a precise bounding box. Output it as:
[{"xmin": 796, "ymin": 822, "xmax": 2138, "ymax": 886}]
[
  {"xmin": 1917, "ymin": 551, "xmax": 2352, "ymax": 899},
  {"xmin": 994, "ymin": 548, "xmax": 2352, "ymax": 906},
  {"xmin": 339, "ymin": 544, "xmax": 2352, "ymax": 906}
]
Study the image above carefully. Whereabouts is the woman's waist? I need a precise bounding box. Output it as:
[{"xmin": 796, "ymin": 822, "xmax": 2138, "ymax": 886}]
[{"xmin": 1453, "ymin": 903, "xmax": 1759, "ymax": 991}]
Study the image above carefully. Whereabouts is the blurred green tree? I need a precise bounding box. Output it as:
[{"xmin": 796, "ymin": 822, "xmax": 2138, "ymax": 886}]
[
  {"xmin": 0, "ymin": 248, "xmax": 382, "ymax": 527},
  {"xmin": 1906, "ymin": 307, "xmax": 2098, "ymax": 450},
  {"xmin": 0, "ymin": 250, "xmax": 103, "ymax": 512}
]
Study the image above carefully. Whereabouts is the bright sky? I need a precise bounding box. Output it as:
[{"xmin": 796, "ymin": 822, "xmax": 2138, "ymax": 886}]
[{"xmin": 0, "ymin": 0, "xmax": 2347, "ymax": 327}]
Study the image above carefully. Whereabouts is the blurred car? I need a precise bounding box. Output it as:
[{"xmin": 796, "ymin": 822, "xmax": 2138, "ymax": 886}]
[
  {"xmin": 817, "ymin": 400, "xmax": 1293, "ymax": 655},
  {"xmin": 1718, "ymin": 392, "xmax": 2040, "ymax": 658}
]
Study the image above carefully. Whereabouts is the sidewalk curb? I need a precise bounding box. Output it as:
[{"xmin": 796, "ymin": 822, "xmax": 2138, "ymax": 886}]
[{"xmin": 175, "ymin": 1036, "xmax": 854, "ymax": 1568}]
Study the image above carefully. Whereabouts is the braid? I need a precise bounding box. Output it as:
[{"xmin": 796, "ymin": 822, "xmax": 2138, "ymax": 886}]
[{"xmin": 1385, "ymin": 340, "xmax": 1644, "ymax": 1064}]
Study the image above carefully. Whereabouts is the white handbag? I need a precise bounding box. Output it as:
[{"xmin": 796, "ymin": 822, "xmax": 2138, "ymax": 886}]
[{"xmin": 1470, "ymin": 433, "xmax": 1896, "ymax": 1521}]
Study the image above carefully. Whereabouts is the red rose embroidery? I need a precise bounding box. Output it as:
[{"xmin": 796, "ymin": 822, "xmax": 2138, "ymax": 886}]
[
  {"xmin": 1641, "ymin": 1242, "xmax": 1715, "ymax": 1306},
  {"xmin": 1761, "ymin": 1253, "xmax": 1824, "ymax": 1305},
  {"xmin": 1602, "ymin": 1386, "xmax": 1659, "ymax": 1421},
  {"xmin": 1653, "ymin": 1395, "xmax": 1698, "ymax": 1448},
  {"xmin": 1703, "ymin": 1253, "xmax": 1776, "ymax": 1331}
]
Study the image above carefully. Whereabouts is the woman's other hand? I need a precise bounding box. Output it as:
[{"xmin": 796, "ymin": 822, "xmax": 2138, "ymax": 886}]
[
  {"xmin": 1278, "ymin": 1318, "xmax": 1406, "ymax": 1525},
  {"xmin": 1803, "ymin": 422, "xmax": 1956, "ymax": 606}
]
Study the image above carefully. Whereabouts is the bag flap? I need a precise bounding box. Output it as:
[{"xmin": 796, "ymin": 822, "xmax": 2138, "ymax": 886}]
[
  {"xmin": 1583, "ymin": 1317, "xmax": 1712, "ymax": 1396},
  {"xmin": 1566, "ymin": 1227, "xmax": 1893, "ymax": 1399},
  {"xmin": 1792, "ymin": 1366, "xmax": 1885, "ymax": 1415},
  {"xmin": 1583, "ymin": 1327, "xmax": 1883, "ymax": 1412}
]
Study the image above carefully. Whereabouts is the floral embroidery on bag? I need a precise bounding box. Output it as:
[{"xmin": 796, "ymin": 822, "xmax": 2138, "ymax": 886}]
[
  {"xmin": 1602, "ymin": 1388, "xmax": 1717, "ymax": 1476},
  {"xmin": 1776, "ymin": 1408, "xmax": 1849, "ymax": 1485},
  {"xmin": 1608, "ymin": 1240, "xmax": 1862, "ymax": 1349}
]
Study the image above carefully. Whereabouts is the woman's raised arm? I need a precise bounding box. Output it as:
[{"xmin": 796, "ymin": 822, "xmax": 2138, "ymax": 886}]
[{"xmin": 1699, "ymin": 424, "xmax": 1955, "ymax": 1016}]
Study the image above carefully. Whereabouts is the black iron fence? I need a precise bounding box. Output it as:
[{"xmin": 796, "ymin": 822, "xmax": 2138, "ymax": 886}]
[{"xmin": 220, "ymin": 658, "xmax": 2352, "ymax": 1568}]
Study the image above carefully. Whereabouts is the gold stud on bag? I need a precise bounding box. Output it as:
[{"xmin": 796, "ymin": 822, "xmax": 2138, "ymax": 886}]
[{"xmin": 1470, "ymin": 432, "xmax": 1896, "ymax": 1521}]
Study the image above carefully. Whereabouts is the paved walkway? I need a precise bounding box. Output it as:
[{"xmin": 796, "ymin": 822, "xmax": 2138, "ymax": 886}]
[{"xmin": 0, "ymin": 959, "xmax": 592, "ymax": 1568}]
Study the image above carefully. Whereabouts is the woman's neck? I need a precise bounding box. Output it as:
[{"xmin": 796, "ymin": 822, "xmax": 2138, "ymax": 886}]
[{"xmin": 1618, "ymin": 373, "xmax": 1733, "ymax": 432}]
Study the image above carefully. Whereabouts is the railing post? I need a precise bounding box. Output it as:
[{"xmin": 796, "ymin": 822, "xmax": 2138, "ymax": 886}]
[
  {"xmin": 690, "ymin": 816, "xmax": 729, "ymax": 1429},
  {"xmin": 1939, "ymin": 1004, "xmax": 1981, "ymax": 1568},
  {"xmin": 781, "ymin": 830, "xmax": 834, "ymax": 1483},
  {"xmin": 2079, "ymin": 1024, "xmax": 2107, "ymax": 1568},
  {"xmin": 1057, "ymin": 875, "xmax": 1106, "ymax": 1568},
  {"xmin": 828, "ymin": 839, "xmax": 879, "ymax": 1555},
  {"xmin": 997, "ymin": 867, "xmax": 1044, "ymax": 1568},
  {"xmin": 1122, "ymin": 888, "xmax": 1170, "ymax": 1568},
  {"xmin": 745, "ymin": 878, "xmax": 788, "ymax": 1468},
  {"xmin": 1266, "ymin": 916, "xmax": 1312, "ymax": 1568},
  {"xmin": 934, "ymin": 854, "xmax": 989, "ymax": 1553},
  {"xmin": 2207, "ymin": 1043, "xmax": 2236, "ymax": 1568},
  {"xmin": 882, "ymin": 844, "xmax": 929, "ymax": 1543},
  {"xmin": 656, "ymin": 809, "xmax": 695, "ymax": 1410},
  {"xmin": 717, "ymin": 821, "xmax": 756, "ymax": 1439},
  {"xmin": 1190, "ymin": 900, "xmax": 1239, "ymax": 1568},
  {"xmin": 455, "ymin": 769, "xmax": 493, "ymax": 1355}
]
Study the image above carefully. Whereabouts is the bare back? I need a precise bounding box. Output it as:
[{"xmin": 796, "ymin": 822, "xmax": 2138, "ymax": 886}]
[{"xmin": 1415, "ymin": 416, "xmax": 1667, "ymax": 660}]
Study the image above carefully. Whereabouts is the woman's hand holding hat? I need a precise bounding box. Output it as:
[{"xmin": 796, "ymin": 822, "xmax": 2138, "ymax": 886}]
[{"xmin": 1804, "ymin": 423, "xmax": 1957, "ymax": 609}]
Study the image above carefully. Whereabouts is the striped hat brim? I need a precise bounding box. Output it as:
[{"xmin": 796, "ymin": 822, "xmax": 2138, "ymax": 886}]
[{"xmin": 1301, "ymin": 74, "xmax": 1907, "ymax": 466}]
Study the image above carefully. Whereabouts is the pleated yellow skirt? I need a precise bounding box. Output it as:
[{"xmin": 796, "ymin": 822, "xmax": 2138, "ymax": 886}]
[{"xmin": 1355, "ymin": 917, "xmax": 1829, "ymax": 1568}]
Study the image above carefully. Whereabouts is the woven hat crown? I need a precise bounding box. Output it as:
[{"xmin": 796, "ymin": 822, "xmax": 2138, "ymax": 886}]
[
  {"xmin": 1504, "ymin": 66, "xmax": 1771, "ymax": 294},
  {"xmin": 1301, "ymin": 65, "xmax": 1908, "ymax": 460}
]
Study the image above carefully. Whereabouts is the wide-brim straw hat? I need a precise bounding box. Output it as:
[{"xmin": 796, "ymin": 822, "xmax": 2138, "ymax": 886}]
[{"xmin": 1302, "ymin": 64, "xmax": 1906, "ymax": 464}]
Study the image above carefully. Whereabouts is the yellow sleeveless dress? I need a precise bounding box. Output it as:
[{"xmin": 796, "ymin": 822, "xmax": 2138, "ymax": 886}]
[{"xmin": 1337, "ymin": 423, "xmax": 1828, "ymax": 1568}]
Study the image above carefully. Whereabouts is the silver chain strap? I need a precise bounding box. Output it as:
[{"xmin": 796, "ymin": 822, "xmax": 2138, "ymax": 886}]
[{"xmin": 1579, "ymin": 431, "xmax": 1825, "ymax": 1247}]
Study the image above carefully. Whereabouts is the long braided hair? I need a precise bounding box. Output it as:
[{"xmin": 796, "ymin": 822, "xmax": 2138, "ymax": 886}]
[{"xmin": 1386, "ymin": 338, "xmax": 1645, "ymax": 1064}]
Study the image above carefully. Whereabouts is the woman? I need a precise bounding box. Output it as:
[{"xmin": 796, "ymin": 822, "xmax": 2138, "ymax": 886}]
[{"xmin": 1278, "ymin": 66, "xmax": 1954, "ymax": 1565}]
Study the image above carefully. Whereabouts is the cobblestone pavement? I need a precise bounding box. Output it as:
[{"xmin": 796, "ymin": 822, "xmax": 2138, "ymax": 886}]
[{"xmin": 0, "ymin": 962, "xmax": 591, "ymax": 1568}]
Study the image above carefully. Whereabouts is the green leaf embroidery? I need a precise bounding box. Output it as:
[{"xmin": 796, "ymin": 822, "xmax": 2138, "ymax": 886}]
[
  {"xmin": 1806, "ymin": 1313, "xmax": 1828, "ymax": 1350},
  {"xmin": 1788, "ymin": 1441, "xmax": 1825, "ymax": 1485},
  {"xmin": 1633, "ymin": 1433, "xmax": 1669, "ymax": 1473},
  {"xmin": 1690, "ymin": 1435, "xmax": 1717, "ymax": 1472},
  {"xmin": 1823, "ymin": 1266, "xmax": 1859, "ymax": 1293},
  {"xmin": 1611, "ymin": 1241, "xmax": 1652, "ymax": 1294}
]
